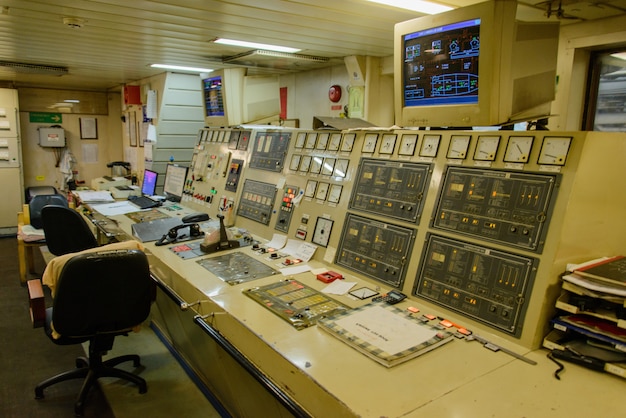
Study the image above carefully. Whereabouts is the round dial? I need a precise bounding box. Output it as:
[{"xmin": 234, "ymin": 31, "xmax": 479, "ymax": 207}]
[
  {"xmin": 538, "ymin": 136, "xmax": 572, "ymax": 166},
  {"xmin": 328, "ymin": 133, "xmax": 342, "ymax": 151},
  {"xmin": 419, "ymin": 134, "xmax": 441, "ymax": 157},
  {"xmin": 340, "ymin": 133, "xmax": 356, "ymax": 152},
  {"xmin": 474, "ymin": 135, "xmax": 500, "ymax": 161},
  {"xmin": 399, "ymin": 134, "xmax": 418, "ymax": 156},
  {"xmin": 504, "ymin": 136, "xmax": 534, "ymax": 163},
  {"xmin": 447, "ymin": 135, "xmax": 471, "ymax": 159},
  {"xmin": 362, "ymin": 133, "xmax": 378, "ymax": 153},
  {"xmin": 312, "ymin": 217, "xmax": 334, "ymax": 247},
  {"xmin": 380, "ymin": 134, "xmax": 397, "ymax": 155}
]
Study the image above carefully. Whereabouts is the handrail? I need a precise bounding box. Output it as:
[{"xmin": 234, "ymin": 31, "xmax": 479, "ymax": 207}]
[{"xmin": 152, "ymin": 276, "xmax": 311, "ymax": 418}]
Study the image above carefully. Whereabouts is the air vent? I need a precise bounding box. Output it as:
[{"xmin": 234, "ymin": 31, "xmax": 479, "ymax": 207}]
[{"xmin": 0, "ymin": 61, "xmax": 68, "ymax": 76}]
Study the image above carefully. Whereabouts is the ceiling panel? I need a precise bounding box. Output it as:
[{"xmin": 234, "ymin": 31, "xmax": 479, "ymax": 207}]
[{"xmin": 0, "ymin": 0, "xmax": 624, "ymax": 91}]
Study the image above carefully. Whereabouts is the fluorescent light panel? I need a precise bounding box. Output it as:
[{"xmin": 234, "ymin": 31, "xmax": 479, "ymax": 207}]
[
  {"xmin": 366, "ymin": 0, "xmax": 453, "ymax": 14},
  {"xmin": 151, "ymin": 64, "xmax": 214, "ymax": 73},
  {"xmin": 214, "ymin": 38, "xmax": 301, "ymax": 53}
]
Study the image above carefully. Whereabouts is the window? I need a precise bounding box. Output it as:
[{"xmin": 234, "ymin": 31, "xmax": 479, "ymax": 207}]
[{"xmin": 584, "ymin": 48, "xmax": 626, "ymax": 131}]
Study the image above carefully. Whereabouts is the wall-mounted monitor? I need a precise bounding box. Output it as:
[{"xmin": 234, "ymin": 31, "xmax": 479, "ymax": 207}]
[
  {"xmin": 394, "ymin": 0, "xmax": 559, "ymax": 128},
  {"xmin": 201, "ymin": 68, "xmax": 279, "ymax": 126},
  {"xmin": 163, "ymin": 163, "xmax": 188, "ymax": 202}
]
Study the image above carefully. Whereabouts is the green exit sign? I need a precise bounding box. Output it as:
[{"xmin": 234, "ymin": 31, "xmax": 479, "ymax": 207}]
[{"xmin": 29, "ymin": 112, "xmax": 63, "ymax": 124}]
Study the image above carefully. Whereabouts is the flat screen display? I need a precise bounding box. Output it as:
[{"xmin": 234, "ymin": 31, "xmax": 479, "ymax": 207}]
[
  {"xmin": 203, "ymin": 75, "xmax": 225, "ymax": 117},
  {"xmin": 141, "ymin": 169, "xmax": 158, "ymax": 196},
  {"xmin": 163, "ymin": 164, "xmax": 188, "ymax": 202},
  {"xmin": 402, "ymin": 18, "xmax": 480, "ymax": 108}
]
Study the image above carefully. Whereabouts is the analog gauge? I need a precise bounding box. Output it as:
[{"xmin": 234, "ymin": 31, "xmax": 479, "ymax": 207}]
[
  {"xmin": 328, "ymin": 184, "xmax": 343, "ymax": 204},
  {"xmin": 321, "ymin": 158, "xmax": 335, "ymax": 176},
  {"xmin": 316, "ymin": 133, "xmax": 330, "ymax": 150},
  {"xmin": 538, "ymin": 136, "xmax": 572, "ymax": 166},
  {"xmin": 474, "ymin": 135, "xmax": 501, "ymax": 161},
  {"xmin": 447, "ymin": 135, "xmax": 471, "ymax": 159},
  {"xmin": 362, "ymin": 133, "xmax": 378, "ymax": 153},
  {"xmin": 310, "ymin": 156, "xmax": 323, "ymax": 174},
  {"xmin": 217, "ymin": 130, "xmax": 226, "ymax": 142},
  {"xmin": 304, "ymin": 180, "xmax": 318, "ymax": 198},
  {"xmin": 334, "ymin": 159, "xmax": 349, "ymax": 178},
  {"xmin": 419, "ymin": 134, "xmax": 441, "ymax": 157},
  {"xmin": 289, "ymin": 154, "xmax": 301, "ymax": 171},
  {"xmin": 295, "ymin": 132, "xmax": 306, "ymax": 148},
  {"xmin": 328, "ymin": 133, "xmax": 342, "ymax": 151},
  {"xmin": 305, "ymin": 132, "xmax": 318, "ymax": 149},
  {"xmin": 315, "ymin": 182, "xmax": 329, "ymax": 200},
  {"xmin": 299, "ymin": 155, "xmax": 312, "ymax": 172},
  {"xmin": 312, "ymin": 217, "xmax": 334, "ymax": 247},
  {"xmin": 399, "ymin": 134, "xmax": 418, "ymax": 156},
  {"xmin": 504, "ymin": 136, "xmax": 534, "ymax": 163},
  {"xmin": 380, "ymin": 134, "xmax": 397, "ymax": 155},
  {"xmin": 340, "ymin": 133, "xmax": 356, "ymax": 152}
]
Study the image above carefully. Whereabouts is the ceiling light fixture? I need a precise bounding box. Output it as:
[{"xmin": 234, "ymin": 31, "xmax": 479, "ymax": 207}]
[
  {"xmin": 150, "ymin": 64, "xmax": 214, "ymax": 73},
  {"xmin": 213, "ymin": 38, "xmax": 301, "ymax": 54},
  {"xmin": 366, "ymin": 0, "xmax": 453, "ymax": 14}
]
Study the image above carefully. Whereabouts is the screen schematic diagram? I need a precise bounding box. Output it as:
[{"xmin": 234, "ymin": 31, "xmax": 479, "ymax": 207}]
[{"xmin": 403, "ymin": 19, "xmax": 480, "ymax": 107}]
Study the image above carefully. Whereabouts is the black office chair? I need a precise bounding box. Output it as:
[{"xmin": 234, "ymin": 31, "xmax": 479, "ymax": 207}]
[
  {"xmin": 30, "ymin": 249, "xmax": 153, "ymax": 416},
  {"xmin": 28, "ymin": 194, "xmax": 68, "ymax": 229},
  {"xmin": 41, "ymin": 205, "xmax": 98, "ymax": 256}
]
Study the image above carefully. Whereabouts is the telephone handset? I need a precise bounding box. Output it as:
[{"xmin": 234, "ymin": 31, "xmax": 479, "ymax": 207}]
[{"xmin": 155, "ymin": 213, "xmax": 209, "ymax": 246}]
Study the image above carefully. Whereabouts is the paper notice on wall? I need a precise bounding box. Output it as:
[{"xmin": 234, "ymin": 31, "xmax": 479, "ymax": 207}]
[{"xmin": 146, "ymin": 90, "xmax": 157, "ymax": 119}]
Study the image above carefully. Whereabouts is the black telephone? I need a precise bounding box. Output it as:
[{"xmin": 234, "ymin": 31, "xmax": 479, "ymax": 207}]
[{"xmin": 155, "ymin": 213, "xmax": 209, "ymax": 246}]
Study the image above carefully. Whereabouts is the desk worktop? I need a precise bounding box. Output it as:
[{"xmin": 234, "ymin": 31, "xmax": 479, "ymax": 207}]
[{"xmin": 96, "ymin": 204, "xmax": 625, "ymax": 418}]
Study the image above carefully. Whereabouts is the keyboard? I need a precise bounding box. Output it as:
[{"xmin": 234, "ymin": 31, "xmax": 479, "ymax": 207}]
[{"xmin": 128, "ymin": 195, "xmax": 160, "ymax": 209}]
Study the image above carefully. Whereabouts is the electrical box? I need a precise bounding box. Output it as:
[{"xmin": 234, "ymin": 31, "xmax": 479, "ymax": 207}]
[{"xmin": 38, "ymin": 127, "xmax": 66, "ymax": 148}]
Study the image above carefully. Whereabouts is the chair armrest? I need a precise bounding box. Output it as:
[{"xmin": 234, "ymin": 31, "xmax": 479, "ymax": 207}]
[{"xmin": 27, "ymin": 279, "xmax": 46, "ymax": 328}]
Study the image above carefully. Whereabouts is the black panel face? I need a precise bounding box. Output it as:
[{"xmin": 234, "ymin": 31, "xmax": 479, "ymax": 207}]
[
  {"xmin": 335, "ymin": 213, "xmax": 415, "ymax": 288},
  {"xmin": 249, "ymin": 131, "xmax": 292, "ymax": 172},
  {"xmin": 414, "ymin": 234, "xmax": 538, "ymax": 336},
  {"xmin": 432, "ymin": 167, "xmax": 559, "ymax": 252},
  {"xmin": 236, "ymin": 180, "xmax": 277, "ymax": 225},
  {"xmin": 349, "ymin": 158, "xmax": 432, "ymax": 223},
  {"xmin": 274, "ymin": 185, "xmax": 298, "ymax": 233}
]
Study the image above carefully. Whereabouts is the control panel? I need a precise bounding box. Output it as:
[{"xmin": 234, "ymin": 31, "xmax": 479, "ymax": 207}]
[
  {"xmin": 432, "ymin": 167, "xmax": 559, "ymax": 252},
  {"xmin": 415, "ymin": 234, "xmax": 538, "ymax": 336}
]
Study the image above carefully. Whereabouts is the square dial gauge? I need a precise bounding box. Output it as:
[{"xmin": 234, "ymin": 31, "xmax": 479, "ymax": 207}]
[
  {"xmin": 419, "ymin": 134, "xmax": 441, "ymax": 157},
  {"xmin": 316, "ymin": 133, "xmax": 330, "ymax": 150},
  {"xmin": 474, "ymin": 135, "xmax": 500, "ymax": 161},
  {"xmin": 380, "ymin": 134, "xmax": 397, "ymax": 155},
  {"xmin": 305, "ymin": 132, "xmax": 318, "ymax": 149},
  {"xmin": 361, "ymin": 133, "xmax": 378, "ymax": 153},
  {"xmin": 294, "ymin": 132, "xmax": 306, "ymax": 149},
  {"xmin": 340, "ymin": 133, "xmax": 356, "ymax": 152},
  {"xmin": 538, "ymin": 136, "xmax": 572, "ymax": 166},
  {"xmin": 328, "ymin": 133, "xmax": 342, "ymax": 151},
  {"xmin": 447, "ymin": 135, "xmax": 471, "ymax": 159},
  {"xmin": 315, "ymin": 182, "xmax": 329, "ymax": 200},
  {"xmin": 312, "ymin": 217, "xmax": 334, "ymax": 247},
  {"xmin": 304, "ymin": 180, "xmax": 318, "ymax": 198},
  {"xmin": 504, "ymin": 136, "xmax": 534, "ymax": 163},
  {"xmin": 299, "ymin": 155, "xmax": 312, "ymax": 172},
  {"xmin": 289, "ymin": 154, "xmax": 301, "ymax": 171},
  {"xmin": 399, "ymin": 134, "xmax": 418, "ymax": 156}
]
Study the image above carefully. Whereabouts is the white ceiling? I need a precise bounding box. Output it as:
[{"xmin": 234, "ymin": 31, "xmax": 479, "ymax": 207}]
[{"xmin": 0, "ymin": 0, "xmax": 625, "ymax": 91}]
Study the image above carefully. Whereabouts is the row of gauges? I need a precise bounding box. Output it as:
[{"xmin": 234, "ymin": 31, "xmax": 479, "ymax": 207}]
[
  {"xmin": 356, "ymin": 132, "xmax": 573, "ymax": 166},
  {"xmin": 198, "ymin": 129, "xmax": 232, "ymax": 143},
  {"xmin": 294, "ymin": 131, "xmax": 356, "ymax": 153},
  {"xmin": 304, "ymin": 180, "xmax": 343, "ymax": 203},
  {"xmin": 289, "ymin": 155, "xmax": 350, "ymax": 177}
]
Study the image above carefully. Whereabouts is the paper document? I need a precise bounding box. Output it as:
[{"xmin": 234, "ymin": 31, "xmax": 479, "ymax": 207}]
[
  {"xmin": 74, "ymin": 190, "xmax": 114, "ymax": 203},
  {"xmin": 90, "ymin": 201, "xmax": 141, "ymax": 216}
]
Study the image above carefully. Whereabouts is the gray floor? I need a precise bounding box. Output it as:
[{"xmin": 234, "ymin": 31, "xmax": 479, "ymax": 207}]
[{"xmin": 97, "ymin": 322, "xmax": 224, "ymax": 418}]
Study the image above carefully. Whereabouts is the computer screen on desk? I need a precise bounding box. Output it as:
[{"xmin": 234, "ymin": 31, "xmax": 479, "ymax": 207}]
[
  {"xmin": 142, "ymin": 169, "xmax": 158, "ymax": 196},
  {"xmin": 163, "ymin": 164, "xmax": 188, "ymax": 202}
]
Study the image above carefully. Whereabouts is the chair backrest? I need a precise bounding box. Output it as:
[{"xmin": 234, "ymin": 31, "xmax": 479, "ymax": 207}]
[
  {"xmin": 41, "ymin": 205, "xmax": 98, "ymax": 256},
  {"xmin": 52, "ymin": 249, "xmax": 152, "ymax": 337},
  {"xmin": 25, "ymin": 185, "xmax": 58, "ymax": 204},
  {"xmin": 29, "ymin": 194, "xmax": 68, "ymax": 229}
]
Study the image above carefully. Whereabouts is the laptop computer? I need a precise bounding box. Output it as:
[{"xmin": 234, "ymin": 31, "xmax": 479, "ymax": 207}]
[{"xmin": 128, "ymin": 169, "xmax": 161, "ymax": 209}]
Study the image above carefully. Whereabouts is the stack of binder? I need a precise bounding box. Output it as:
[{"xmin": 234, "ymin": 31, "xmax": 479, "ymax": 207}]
[{"xmin": 544, "ymin": 256, "xmax": 626, "ymax": 378}]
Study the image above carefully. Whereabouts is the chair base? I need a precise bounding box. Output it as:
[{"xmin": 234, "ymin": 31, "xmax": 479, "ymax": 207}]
[{"xmin": 35, "ymin": 353, "xmax": 147, "ymax": 416}]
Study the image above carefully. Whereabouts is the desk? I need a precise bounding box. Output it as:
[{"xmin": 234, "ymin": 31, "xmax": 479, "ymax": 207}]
[{"xmin": 97, "ymin": 204, "xmax": 626, "ymax": 418}]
